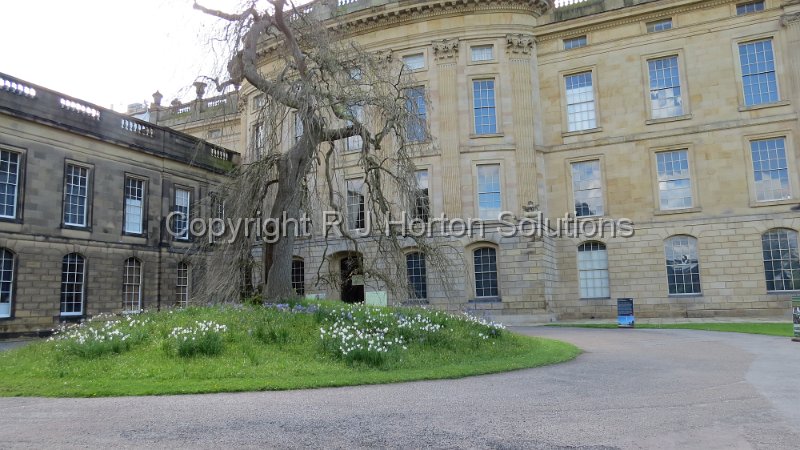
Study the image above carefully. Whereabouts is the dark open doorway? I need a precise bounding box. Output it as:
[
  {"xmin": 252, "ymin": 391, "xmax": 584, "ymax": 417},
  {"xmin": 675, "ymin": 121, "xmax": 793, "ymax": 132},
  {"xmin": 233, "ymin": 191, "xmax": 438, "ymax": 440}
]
[{"xmin": 340, "ymin": 254, "xmax": 365, "ymax": 303}]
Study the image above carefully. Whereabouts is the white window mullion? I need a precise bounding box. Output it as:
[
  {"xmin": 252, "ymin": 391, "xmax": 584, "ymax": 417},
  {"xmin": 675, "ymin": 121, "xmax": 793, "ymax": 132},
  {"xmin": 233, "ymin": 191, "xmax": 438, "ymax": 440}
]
[
  {"xmin": 173, "ymin": 189, "xmax": 191, "ymax": 240},
  {"xmin": 64, "ymin": 165, "xmax": 89, "ymax": 227},
  {"xmin": 565, "ymin": 72, "xmax": 596, "ymax": 132},
  {"xmin": 124, "ymin": 178, "xmax": 145, "ymax": 234},
  {"xmin": 477, "ymin": 164, "xmax": 501, "ymax": 220},
  {"xmin": 0, "ymin": 151, "xmax": 20, "ymax": 219}
]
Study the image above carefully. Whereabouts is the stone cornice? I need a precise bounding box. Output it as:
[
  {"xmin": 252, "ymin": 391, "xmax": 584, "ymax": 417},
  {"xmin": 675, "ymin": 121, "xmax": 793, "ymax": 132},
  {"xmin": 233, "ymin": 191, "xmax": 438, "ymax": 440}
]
[
  {"xmin": 535, "ymin": 0, "xmax": 739, "ymax": 42},
  {"xmin": 256, "ymin": 0, "xmax": 550, "ymax": 57},
  {"xmin": 337, "ymin": 0, "xmax": 550, "ymax": 36},
  {"xmin": 506, "ymin": 33, "xmax": 535, "ymax": 56},
  {"xmin": 432, "ymin": 38, "xmax": 460, "ymax": 62}
]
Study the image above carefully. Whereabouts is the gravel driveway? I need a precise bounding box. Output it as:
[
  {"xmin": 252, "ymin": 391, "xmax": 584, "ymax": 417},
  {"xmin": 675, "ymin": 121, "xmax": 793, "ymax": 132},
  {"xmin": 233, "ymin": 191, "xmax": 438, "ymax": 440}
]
[{"xmin": 1, "ymin": 327, "xmax": 798, "ymax": 449}]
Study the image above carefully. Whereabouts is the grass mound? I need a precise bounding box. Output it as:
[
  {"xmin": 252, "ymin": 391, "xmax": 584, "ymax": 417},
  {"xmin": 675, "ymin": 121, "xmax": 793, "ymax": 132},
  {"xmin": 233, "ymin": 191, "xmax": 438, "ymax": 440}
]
[{"xmin": 0, "ymin": 302, "xmax": 579, "ymax": 397}]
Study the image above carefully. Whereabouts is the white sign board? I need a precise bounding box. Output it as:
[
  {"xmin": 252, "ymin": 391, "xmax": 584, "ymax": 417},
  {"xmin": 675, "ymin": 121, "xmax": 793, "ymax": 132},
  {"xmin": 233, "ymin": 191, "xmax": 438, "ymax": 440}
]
[{"xmin": 365, "ymin": 291, "xmax": 387, "ymax": 307}]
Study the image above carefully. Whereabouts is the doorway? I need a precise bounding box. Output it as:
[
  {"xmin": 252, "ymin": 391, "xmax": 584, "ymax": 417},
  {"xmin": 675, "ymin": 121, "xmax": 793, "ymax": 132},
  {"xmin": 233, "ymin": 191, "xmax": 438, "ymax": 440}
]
[{"xmin": 340, "ymin": 254, "xmax": 364, "ymax": 303}]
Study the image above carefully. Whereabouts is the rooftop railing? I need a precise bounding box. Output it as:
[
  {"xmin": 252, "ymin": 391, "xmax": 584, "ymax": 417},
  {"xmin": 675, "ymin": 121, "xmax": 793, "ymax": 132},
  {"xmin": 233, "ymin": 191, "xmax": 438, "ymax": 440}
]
[
  {"xmin": 154, "ymin": 92, "xmax": 240, "ymax": 126},
  {"xmin": 554, "ymin": 0, "xmax": 592, "ymax": 6},
  {"xmin": 0, "ymin": 72, "xmax": 238, "ymax": 173}
]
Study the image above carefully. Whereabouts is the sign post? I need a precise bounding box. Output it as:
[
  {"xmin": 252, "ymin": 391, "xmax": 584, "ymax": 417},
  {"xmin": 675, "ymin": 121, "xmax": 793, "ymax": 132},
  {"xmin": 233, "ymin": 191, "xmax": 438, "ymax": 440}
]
[
  {"xmin": 793, "ymin": 297, "xmax": 800, "ymax": 342},
  {"xmin": 617, "ymin": 298, "xmax": 634, "ymax": 328}
]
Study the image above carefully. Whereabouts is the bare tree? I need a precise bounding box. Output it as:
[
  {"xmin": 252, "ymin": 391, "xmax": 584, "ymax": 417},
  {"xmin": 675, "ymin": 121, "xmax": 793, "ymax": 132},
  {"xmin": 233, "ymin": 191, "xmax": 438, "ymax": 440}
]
[{"xmin": 193, "ymin": 0, "xmax": 454, "ymax": 303}]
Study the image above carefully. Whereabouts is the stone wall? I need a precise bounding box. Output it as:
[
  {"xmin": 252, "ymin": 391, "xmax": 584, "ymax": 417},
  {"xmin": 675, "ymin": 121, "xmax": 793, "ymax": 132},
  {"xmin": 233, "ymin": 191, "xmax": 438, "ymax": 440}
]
[{"xmin": 0, "ymin": 76, "xmax": 235, "ymax": 336}]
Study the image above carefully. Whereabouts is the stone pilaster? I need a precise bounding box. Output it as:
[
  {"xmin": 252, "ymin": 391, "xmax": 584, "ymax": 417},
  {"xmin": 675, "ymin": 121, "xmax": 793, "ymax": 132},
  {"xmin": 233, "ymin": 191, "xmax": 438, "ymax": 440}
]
[
  {"xmin": 432, "ymin": 38, "xmax": 462, "ymax": 218},
  {"xmin": 506, "ymin": 34, "xmax": 539, "ymax": 214},
  {"xmin": 780, "ymin": 9, "xmax": 800, "ymax": 108}
]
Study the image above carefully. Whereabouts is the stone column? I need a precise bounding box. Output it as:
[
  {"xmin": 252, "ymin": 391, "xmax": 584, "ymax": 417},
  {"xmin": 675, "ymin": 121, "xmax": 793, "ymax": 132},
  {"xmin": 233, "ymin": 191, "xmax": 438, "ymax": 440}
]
[
  {"xmin": 432, "ymin": 38, "xmax": 462, "ymax": 218},
  {"xmin": 506, "ymin": 34, "xmax": 539, "ymax": 213}
]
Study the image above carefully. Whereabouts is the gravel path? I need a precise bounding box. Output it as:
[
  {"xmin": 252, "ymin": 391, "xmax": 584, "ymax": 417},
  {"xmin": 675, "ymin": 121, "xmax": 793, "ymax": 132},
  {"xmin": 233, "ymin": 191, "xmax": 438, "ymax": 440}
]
[{"xmin": 1, "ymin": 327, "xmax": 798, "ymax": 449}]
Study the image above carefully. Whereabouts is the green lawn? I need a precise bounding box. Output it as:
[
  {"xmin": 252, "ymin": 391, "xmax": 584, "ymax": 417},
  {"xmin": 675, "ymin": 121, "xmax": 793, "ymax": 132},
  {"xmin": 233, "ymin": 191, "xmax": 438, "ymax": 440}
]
[
  {"xmin": 549, "ymin": 322, "xmax": 793, "ymax": 337},
  {"xmin": 0, "ymin": 303, "xmax": 579, "ymax": 397}
]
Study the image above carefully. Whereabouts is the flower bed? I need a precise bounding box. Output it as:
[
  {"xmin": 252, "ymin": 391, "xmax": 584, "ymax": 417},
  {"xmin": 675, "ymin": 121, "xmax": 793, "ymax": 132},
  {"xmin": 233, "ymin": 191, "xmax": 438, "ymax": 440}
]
[{"xmin": 0, "ymin": 302, "xmax": 579, "ymax": 397}]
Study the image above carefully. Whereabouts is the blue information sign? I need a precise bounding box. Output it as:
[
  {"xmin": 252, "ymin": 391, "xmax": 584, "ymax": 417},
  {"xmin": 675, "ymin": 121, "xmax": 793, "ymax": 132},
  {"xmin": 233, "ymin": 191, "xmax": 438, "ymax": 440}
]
[{"xmin": 617, "ymin": 298, "xmax": 634, "ymax": 328}]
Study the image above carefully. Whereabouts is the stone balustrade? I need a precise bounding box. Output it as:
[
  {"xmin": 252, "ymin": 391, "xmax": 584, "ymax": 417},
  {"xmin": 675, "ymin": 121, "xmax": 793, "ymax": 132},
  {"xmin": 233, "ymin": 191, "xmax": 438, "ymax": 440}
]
[{"xmin": 0, "ymin": 72, "xmax": 238, "ymax": 172}]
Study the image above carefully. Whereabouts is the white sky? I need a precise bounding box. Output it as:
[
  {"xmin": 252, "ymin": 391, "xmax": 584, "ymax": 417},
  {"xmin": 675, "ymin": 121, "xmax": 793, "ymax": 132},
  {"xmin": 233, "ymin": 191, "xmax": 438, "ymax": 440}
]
[{"xmin": 0, "ymin": 0, "xmax": 243, "ymax": 111}]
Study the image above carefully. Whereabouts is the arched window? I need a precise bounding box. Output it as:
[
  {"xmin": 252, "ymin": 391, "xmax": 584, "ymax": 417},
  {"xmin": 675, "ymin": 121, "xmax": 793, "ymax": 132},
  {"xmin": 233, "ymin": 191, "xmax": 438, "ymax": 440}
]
[
  {"xmin": 292, "ymin": 258, "xmax": 305, "ymax": 296},
  {"xmin": 123, "ymin": 258, "xmax": 143, "ymax": 312},
  {"xmin": 176, "ymin": 262, "xmax": 190, "ymax": 307},
  {"xmin": 577, "ymin": 242, "xmax": 609, "ymax": 299},
  {"xmin": 0, "ymin": 248, "xmax": 15, "ymax": 318},
  {"xmin": 406, "ymin": 251, "xmax": 427, "ymax": 300},
  {"xmin": 61, "ymin": 253, "xmax": 86, "ymax": 316},
  {"xmin": 473, "ymin": 247, "xmax": 498, "ymax": 298},
  {"xmin": 762, "ymin": 229, "xmax": 800, "ymax": 292},
  {"xmin": 664, "ymin": 236, "xmax": 701, "ymax": 294}
]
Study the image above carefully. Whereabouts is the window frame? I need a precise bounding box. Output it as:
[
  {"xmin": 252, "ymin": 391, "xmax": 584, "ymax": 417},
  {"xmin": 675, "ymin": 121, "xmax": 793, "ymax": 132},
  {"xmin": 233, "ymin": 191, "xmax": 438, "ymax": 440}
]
[
  {"xmin": 733, "ymin": 35, "xmax": 784, "ymax": 110},
  {"xmin": 645, "ymin": 18, "xmax": 674, "ymax": 33},
  {"xmin": 472, "ymin": 246, "xmax": 500, "ymax": 300},
  {"xmin": 209, "ymin": 192, "xmax": 225, "ymax": 244},
  {"xmin": 62, "ymin": 161, "xmax": 93, "ymax": 230},
  {"xmin": 405, "ymin": 250, "xmax": 428, "ymax": 301},
  {"xmin": 0, "ymin": 146, "xmax": 24, "ymax": 223},
  {"xmin": 250, "ymin": 121, "xmax": 265, "ymax": 159},
  {"xmin": 577, "ymin": 241, "xmax": 610, "ymax": 299},
  {"xmin": 761, "ymin": 228, "xmax": 800, "ymax": 293},
  {"xmin": 469, "ymin": 44, "xmax": 495, "ymax": 64},
  {"xmin": 292, "ymin": 257, "xmax": 305, "ymax": 297},
  {"xmin": 413, "ymin": 168, "xmax": 431, "ymax": 222},
  {"xmin": 742, "ymin": 132, "xmax": 798, "ymax": 207},
  {"xmin": 401, "ymin": 52, "xmax": 426, "ymax": 72},
  {"xmin": 474, "ymin": 162, "xmax": 504, "ymax": 221},
  {"xmin": 664, "ymin": 235, "xmax": 703, "ymax": 296},
  {"xmin": 122, "ymin": 175, "xmax": 148, "ymax": 237},
  {"xmin": 172, "ymin": 185, "xmax": 192, "ymax": 241},
  {"xmin": 735, "ymin": 0, "xmax": 765, "ymax": 16},
  {"xmin": 469, "ymin": 76, "xmax": 501, "ymax": 137},
  {"xmin": 60, "ymin": 253, "xmax": 87, "ymax": 317},
  {"xmin": 404, "ymin": 86, "xmax": 428, "ymax": 143},
  {"xmin": 649, "ymin": 146, "xmax": 700, "ymax": 214},
  {"xmin": 176, "ymin": 261, "xmax": 190, "ymax": 307},
  {"xmin": 559, "ymin": 66, "xmax": 601, "ymax": 136},
  {"xmin": 641, "ymin": 50, "xmax": 692, "ymax": 122},
  {"xmin": 343, "ymin": 104, "xmax": 364, "ymax": 152},
  {"xmin": 251, "ymin": 93, "xmax": 266, "ymax": 112},
  {"xmin": 0, "ymin": 248, "xmax": 16, "ymax": 319},
  {"xmin": 567, "ymin": 156, "xmax": 606, "ymax": 218},
  {"xmin": 122, "ymin": 257, "xmax": 143, "ymax": 313},
  {"xmin": 346, "ymin": 177, "xmax": 366, "ymax": 230},
  {"xmin": 563, "ymin": 35, "xmax": 588, "ymax": 50}
]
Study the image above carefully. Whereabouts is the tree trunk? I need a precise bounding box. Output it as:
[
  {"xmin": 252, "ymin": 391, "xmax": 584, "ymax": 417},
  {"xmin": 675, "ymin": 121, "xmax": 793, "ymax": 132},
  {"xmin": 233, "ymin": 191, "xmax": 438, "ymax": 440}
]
[{"xmin": 262, "ymin": 148, "xmax": 311, "ymax": 303}]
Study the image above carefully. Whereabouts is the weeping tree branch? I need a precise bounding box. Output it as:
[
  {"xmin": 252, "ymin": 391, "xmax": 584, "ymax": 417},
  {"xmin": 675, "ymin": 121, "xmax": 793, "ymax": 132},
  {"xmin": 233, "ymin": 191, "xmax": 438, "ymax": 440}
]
[{"xmin": 193, "ymin": 0, "xmax": 457, "ymax": 305}]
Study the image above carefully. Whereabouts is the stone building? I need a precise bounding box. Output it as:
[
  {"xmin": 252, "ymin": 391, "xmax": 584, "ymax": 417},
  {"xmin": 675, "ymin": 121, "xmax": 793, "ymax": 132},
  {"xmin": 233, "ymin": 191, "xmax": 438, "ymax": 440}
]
[
  {"xmin": 0, "ymin": 73, "xmax": 238, "ymax": 336},
  {"xmin": 152, "ymin": 0, "xmax": 800, "ymax": 320}
]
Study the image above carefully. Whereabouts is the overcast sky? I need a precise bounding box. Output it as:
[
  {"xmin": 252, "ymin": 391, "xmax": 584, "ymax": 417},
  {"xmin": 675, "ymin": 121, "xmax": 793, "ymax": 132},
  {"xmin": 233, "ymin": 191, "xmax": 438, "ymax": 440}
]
[{"xmin": 0, "ymin": 0, "xmax": 243, "ymax": 111}]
